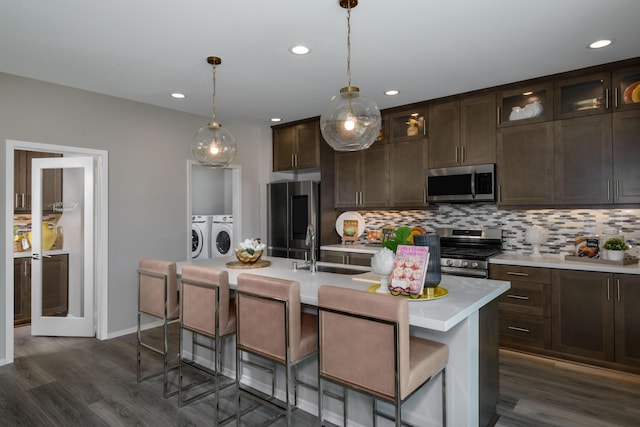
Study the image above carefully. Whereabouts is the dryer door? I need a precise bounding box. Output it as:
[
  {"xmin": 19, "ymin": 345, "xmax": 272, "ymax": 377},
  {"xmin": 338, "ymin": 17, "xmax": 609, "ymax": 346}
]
[
  {"xmin": 192, "ymin": 224, "xmax": 205, "ymax": 259},
  {"xmin": 213, "ymin": 226, "xmax": 232, "ymax": 256}
]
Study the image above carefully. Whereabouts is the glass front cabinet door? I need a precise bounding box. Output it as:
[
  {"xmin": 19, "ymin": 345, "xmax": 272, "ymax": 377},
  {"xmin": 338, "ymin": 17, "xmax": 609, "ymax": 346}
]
[
  {"xmin": 613, "ymin": 66, "xmax": 640, "ymax": 112},
  {"xmin": 554, "ymin": 72, "xmax": 611, "ymax": 119},
  {"xmin": 497, "ymin": 83, "xmax": 553, "ymax": 127}
]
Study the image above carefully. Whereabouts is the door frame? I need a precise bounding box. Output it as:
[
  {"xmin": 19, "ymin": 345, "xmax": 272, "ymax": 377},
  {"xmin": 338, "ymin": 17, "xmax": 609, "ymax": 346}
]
[{"xmin": 4, "ymin": 140, "xmax": 109, "ymax": 364}]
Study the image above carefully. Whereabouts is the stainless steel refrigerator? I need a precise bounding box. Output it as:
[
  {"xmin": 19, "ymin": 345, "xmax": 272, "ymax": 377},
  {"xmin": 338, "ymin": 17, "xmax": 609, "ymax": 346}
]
[{"xmin": 267, "ymin": 181, "xmax": 319, "ymax": 260}]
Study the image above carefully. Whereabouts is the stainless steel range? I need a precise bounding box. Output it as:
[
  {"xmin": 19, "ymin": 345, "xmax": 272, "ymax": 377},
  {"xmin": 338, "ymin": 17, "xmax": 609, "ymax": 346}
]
[{"xmin": 436, "ymin": 227, "xmax": 503, "ymax": 278}]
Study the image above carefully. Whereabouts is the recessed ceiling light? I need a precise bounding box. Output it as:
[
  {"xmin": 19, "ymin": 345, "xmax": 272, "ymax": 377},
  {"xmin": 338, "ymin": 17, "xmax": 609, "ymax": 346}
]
[
  {"xmin": 270, "ymin": 117, "xmax": 282, "ymax": 123},
  {"xmin": 290, "ymin": 45, "xmax": 310, "ymax": 55},
  {"xmin": 171, "ymin": 92, "xmax": 186, "ymax": 99},
  {"xmin": 588, "ymin": 39, "xmax": 613, "ymax": 49},
  {"xmin": 385, "ymin": 90, "xmax": 400, "ymax": 96}
]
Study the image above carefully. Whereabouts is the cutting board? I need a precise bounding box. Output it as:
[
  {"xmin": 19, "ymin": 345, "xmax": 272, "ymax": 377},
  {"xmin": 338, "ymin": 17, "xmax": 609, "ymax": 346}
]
[{"xmin": 352, "ymin": 271, "xmax": 380, "ymax": 284}]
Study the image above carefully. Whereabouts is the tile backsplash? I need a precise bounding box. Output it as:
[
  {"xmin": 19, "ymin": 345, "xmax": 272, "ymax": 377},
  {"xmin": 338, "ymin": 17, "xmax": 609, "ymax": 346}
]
[{"xmin": 354, "ymin": 204, "xmax": 640, "ymax": 257}]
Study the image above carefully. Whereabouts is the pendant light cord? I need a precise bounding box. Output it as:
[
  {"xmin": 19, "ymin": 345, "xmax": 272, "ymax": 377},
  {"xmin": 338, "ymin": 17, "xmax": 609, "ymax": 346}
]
[
  {"xmin": 211, "ymin": 63, "xmax": 217, "ymax": 123},
  {"xmin": 346, "ymin": 4, "xmax": 352, "ymax": 88}
]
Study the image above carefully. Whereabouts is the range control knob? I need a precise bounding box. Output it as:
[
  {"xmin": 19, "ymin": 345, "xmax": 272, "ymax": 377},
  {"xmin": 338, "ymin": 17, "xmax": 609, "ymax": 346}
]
[
  {"xmin": 445, "ymin": 259, "xmax": 453, "ymax": 266},
  {"xmin": 461, "ymin": 261, "xmax": 469, "ymax": 268},
  {"xmin": 471, "ymin": 262, "xmax": 479, "ymax": 269}
]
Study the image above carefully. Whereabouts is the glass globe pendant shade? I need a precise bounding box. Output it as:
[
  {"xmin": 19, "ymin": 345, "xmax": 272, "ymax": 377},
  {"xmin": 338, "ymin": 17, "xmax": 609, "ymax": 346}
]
[
  {"xmin": 192, "ymin": 122, "xmax": 236, "ymax": 168},
  {"xmin": 320, "ymin": 86, "xmax": 381, "ymax": 151}
]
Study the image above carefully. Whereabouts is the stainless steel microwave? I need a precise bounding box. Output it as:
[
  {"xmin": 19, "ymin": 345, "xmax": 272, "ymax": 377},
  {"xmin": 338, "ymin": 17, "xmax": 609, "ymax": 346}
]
[{"xmin": 427, "ymin": 164, "xmax": 495, "ymax": 203}]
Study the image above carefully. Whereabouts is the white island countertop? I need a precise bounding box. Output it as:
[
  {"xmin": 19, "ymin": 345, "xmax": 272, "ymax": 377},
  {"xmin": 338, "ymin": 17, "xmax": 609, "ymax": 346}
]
[
  {"xmin": 180, "ymin": 256, "xmax": 510, "ymax": 332},
  {"xmin": 320, "ymin": 244, "xmax": 381, "ymax": 254}
]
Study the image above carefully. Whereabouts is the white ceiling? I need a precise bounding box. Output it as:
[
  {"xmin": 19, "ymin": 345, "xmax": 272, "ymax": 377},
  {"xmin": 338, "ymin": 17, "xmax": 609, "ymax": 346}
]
[{"xmin": 2, "ymin": 0, "xmax": 639, "ymax": 127}]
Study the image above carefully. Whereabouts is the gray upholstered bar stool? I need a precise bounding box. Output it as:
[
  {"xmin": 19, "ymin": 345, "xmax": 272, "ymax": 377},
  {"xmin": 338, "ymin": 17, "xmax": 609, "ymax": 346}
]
[
  {"xmin": 317, "ymin": 285, "xmax": 449, "ymax": 427},
  {"xmin": 137, "ymin": 258, "xmax": 180, "ymax": 398},
  {"xmin": 178, "ymin": 265, "xmax": 236, "ymax": 425},
  {"xmin": 235, "ymin": 273, "xmax": 318, "ymax": 427}
]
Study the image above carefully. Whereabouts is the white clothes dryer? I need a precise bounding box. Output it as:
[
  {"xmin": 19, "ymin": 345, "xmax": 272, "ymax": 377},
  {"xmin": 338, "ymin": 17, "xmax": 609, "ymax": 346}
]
[
  {"xmin": 192, "ymin": 215, "xmax": 213, "ymax": 260},
  {"xmin": 211, "ymin": 214, "xmax": 233, "ymax": 257}
]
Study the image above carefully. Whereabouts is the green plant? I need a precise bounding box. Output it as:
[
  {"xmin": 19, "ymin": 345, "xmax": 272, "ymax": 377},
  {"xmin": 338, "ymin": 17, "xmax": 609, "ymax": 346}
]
[
  {"xmin": 381, "ymin": 226, "xmax": 412, "ymax": 253},
  {"xmin": 603, "ymin": 237, "xmax": 629, "ymax": 251}
]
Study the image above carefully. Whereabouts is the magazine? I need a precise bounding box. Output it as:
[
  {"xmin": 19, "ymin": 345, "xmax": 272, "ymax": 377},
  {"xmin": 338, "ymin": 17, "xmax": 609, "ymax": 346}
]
[{"xmin": 389, "ymin": 245, "xmax": 430, "ymax": 295}]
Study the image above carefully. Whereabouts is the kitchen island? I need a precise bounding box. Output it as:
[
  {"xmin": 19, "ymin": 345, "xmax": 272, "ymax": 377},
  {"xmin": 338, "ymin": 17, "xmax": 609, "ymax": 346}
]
[{"xmin": 179, "ymin": 256, "xmax": 510, "ymax": 426}]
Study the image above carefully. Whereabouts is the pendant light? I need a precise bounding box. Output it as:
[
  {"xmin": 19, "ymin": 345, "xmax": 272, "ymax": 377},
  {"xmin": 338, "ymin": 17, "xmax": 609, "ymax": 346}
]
[
  {"xmin": 320, "ymin": 0, "xmax": 381, "ymax": 152},
  {"xmin": 192, "ymin": 56, "xmax": 236, "ymax": 167}
]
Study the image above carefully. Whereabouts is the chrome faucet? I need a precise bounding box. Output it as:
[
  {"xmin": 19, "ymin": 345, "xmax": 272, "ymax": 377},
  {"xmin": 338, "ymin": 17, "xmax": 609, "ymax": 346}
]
[{"xmin": 305, "ymin": 224, "xmax": 317, "ymax": 273}]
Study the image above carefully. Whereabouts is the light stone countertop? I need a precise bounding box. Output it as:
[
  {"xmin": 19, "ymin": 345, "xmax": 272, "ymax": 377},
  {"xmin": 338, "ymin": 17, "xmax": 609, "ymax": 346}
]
[
  {"xmin": 13, "ymin": 249, "xmax": 69, "ymax": 259},
  {"xmin": 178, "ymin": 256, "xmax": 510, "ymax": 332},
  {"xmin": 490, "ymin": 253, "xmax": 640, "ymax": 275}
]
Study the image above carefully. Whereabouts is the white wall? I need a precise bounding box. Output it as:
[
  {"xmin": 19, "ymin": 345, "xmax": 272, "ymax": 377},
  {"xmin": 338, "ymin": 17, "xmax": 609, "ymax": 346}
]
[{"xmin": 0, "ymin": 72, "xmax": 270, "ymax": 361}]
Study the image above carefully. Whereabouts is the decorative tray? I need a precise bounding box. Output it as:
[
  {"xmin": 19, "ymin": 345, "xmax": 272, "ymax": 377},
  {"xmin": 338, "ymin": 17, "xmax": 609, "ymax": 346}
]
[
  {"xmin": 367, "ymin": 284, "xmax": 448, "ymax": 301},
  {"xmin": 563, "ymin": 255, "xmax": 638, "ymax": 266},
  {"xmin": 225, "ymin": 260, "xmax": 271, "ymax": 269}
]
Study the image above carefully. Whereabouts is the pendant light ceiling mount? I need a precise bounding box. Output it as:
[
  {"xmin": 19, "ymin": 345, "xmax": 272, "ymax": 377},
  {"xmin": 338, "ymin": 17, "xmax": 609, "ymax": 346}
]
[
  {"xmin": 320, "ymin": 0, "xmax": 381, "ymax": 152},
  {"xmin": 339, "ymin": 0, "xmax": 358, "ymax": 8},
  {"xmin": 192, "ymin": 55, "xmax": 236, "ymax": 168}
]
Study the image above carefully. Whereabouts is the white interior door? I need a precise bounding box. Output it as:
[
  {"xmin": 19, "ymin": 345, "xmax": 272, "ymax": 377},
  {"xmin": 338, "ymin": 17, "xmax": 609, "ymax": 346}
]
[{"xmin": 31, "ymin": 156, "xmax": 95, "ymax": 336}]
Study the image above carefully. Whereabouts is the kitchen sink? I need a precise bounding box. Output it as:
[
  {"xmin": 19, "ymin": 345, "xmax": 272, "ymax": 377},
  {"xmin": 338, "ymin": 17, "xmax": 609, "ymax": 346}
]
[{"xmin": 297, "ymin": 264, "xmax": 366, "ymax": 275}]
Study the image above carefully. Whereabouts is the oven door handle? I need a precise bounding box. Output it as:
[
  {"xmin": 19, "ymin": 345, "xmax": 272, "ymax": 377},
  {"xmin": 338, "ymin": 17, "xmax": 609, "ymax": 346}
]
[{"xmin": 470, "ymin": 169, "xmax": 476, "ymax": 199}]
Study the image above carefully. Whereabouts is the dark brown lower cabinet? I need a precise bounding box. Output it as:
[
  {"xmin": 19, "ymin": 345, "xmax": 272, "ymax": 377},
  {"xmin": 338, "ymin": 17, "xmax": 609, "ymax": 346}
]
[
  {"xmin": 494, "ymin": 264, "xmax": 639, "ymax": 372},
  {"xmin": 491, "ymin": 264, "xmax": 552, "ymax": 351},
  {"xmin": 551, "ymin": 269, "xmax": 614, "ymax": 361},
  {"xmin": 552, "ymin": 269, "xmax": 640, "ymax": 368},
  {"xmin": 320, "ymin": 250, "xmax": 373, "ymax": 266},
  {"xmin": 614, "ymin": 274, "xmax": 640, "ymax": 366},
  {"xmin": 14, "ymin": 254, "xmax": 69, "ymax": 326}
]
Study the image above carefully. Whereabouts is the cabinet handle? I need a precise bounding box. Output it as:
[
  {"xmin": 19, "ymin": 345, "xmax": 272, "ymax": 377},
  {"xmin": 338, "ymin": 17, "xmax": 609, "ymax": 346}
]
[
  {"xmin": 461, "ymin": 146, "xmax": 465, "ymax": 163},
  {"xmin": 496, "ymin": 106, "xmax": 501, "ymax": 125},
  {"xmin": 507, "ymin": 294, "xmax": 529, "ymax": 300},
  {"xmin": 605, "ymin": 88, "xmax": 610, "ymax": 110},
  {"xmin": 607, "ymin": 180, "xmax": 611, "ymax": 201},
  {"xmin": 614, "ymin": 87, "xmax": 619, "ymax": 109},
  {"xmin": 616, "ymin": 180, "xmax": 620, "ymax": 200},
  {"xmin": 498, "ymin": 184, "xmax": 501, "ymax": 202},
  {"xmin": 617, "ymin": 278, "xmax": 620, "ymax": 301},
  {"xmin": 21, "ymin": 193, "xmax": 26, "ymax": 208},
  {"xmin": 507, "ymin": 271, "xmax": 529, "ymax": 277},
  {"xmin": 607, "ymin": 278, "xmax": 610, "ymax": 301},
  {"xmin": 360, "ymin": 191, "xmax": 364, "ymax": 206},
  {"xmin": 295, "ymin": 153, "xmax": 299, "ymax": 167},
  {"xmin": 508, "ymin": 326, "xmax": 530, "ymax": 333},
  {"xmin": 455, "ymin": 147, "xmax": 459, "ymax": 163},
  {"xmin": 15, "ymin": 193, "xmax": 19, "ymax": 209}
]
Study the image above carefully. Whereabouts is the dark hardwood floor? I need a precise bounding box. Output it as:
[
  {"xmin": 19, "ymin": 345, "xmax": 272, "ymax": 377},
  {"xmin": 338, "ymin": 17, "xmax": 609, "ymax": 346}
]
[{"xmin": 2, "ymin": 325, "xmax": 639, "ymax": 426}]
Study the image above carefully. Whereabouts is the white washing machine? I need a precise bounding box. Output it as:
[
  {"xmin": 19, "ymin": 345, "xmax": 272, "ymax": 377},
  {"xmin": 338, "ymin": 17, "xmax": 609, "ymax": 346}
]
[
  {"xmin": 211, "ymin": 214, "xmax": 233, "ymax": 257},
  {"xmin": 192, "ymin": 215, "xmax": 213, "ymax": 260}
]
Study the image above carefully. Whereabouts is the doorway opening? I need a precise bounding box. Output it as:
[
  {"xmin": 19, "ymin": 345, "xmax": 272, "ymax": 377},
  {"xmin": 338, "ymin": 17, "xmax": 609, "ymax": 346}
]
[{"xmin": 4, "ymin": 140, "xmax": 108, "ymax": 365}]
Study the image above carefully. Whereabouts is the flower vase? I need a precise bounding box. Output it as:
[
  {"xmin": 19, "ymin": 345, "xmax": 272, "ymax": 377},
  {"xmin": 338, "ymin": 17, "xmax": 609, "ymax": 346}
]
[{"xmin": 413, "ymin": 234, "xmax": 442, "ymax": 290}]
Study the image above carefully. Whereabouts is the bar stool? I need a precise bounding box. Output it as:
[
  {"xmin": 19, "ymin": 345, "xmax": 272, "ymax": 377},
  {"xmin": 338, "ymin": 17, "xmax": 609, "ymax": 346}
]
[
  {"xmin": 137, "ymin": 258, "xmax": 180, "ymax": 398},
  {"xmin": 317, "ymin": 285, "xmax": 449, "ymax": 427},
  {"xmin": 178, "ymin": 265, "xmax": 236, "ymax": 425},
  {"xmin": 235, "ymin": 273, "xmax": 318, "ymax": 427}
]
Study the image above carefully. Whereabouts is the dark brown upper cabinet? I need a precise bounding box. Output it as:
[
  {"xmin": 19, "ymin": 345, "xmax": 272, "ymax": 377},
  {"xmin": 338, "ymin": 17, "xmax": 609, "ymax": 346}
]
[
  {"xmin": 272, "ymin": 119, "xmax": 320, "ymax": 171},
  {"xmin": 14, "ymin": 150, "xmax": 63, "ymax": 213},
  {"xmin": 429, "ymin": 94, "xmax": 496, "ymax": 168}
]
